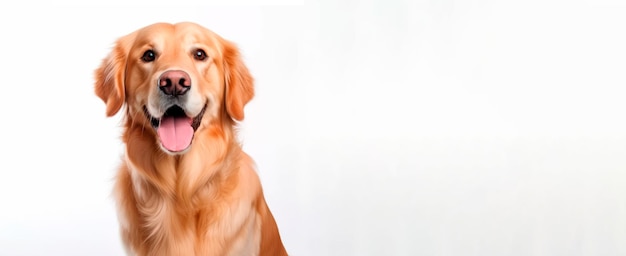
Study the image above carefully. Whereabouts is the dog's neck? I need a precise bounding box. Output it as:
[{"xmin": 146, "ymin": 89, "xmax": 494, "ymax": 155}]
[{"xmin": 123, "ymin": 118, "xmax": 241, "ymax": 201}]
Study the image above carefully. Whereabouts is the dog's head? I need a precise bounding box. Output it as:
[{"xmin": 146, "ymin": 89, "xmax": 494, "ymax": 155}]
[{"xmin": 95, "ymin": 22, "xmax": 253, "ymax": 154}]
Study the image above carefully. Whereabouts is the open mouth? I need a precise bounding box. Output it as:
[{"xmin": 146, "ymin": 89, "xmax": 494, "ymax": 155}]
[{"xmin": 143, "ymin": 104, "xmax": 207, "ymax": 152}]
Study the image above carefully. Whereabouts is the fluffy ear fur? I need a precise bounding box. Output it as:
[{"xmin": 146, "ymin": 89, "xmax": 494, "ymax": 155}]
[
  {"xmin": 223, "ymin": 40, "xmax": 254, "ymax": 121},
  {"xmin": 94, "ymin": 32, "xmax": 136, "ymax": 117}
]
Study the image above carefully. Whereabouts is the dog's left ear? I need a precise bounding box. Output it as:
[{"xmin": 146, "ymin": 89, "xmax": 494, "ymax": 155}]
[
  {"xmin": 94, "ymin": 32, "xmax": 136, "ymax": 117},
  {"xmin": 223, "ymin": 40, "xmax": 254, "ymax": 121}
]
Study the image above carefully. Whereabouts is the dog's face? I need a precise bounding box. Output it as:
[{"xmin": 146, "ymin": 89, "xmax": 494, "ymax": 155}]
[{"xmin": 95, "ymin": 22, "xmax": 253, "ymax": 154}]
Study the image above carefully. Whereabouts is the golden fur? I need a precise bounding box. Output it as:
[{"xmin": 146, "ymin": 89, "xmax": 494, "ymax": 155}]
[{"xmin": 94, "ymin": 22, "xmax": 287, "ymax": 255}]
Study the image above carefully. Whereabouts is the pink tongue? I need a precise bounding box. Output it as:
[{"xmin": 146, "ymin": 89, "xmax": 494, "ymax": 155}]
[{"xmin": 157, "ymin": 116, "xmax": 194, "ymax": 152}]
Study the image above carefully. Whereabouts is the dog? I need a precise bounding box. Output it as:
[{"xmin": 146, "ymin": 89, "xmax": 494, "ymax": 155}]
[{"xmin": 94, "ymin": 22, "xmax": 288, "ymax": 256}]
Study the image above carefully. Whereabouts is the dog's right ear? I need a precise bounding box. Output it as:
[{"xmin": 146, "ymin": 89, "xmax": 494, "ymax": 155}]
[{"xmin": 94, "ymin": 32, "xmax": 136, "ymax": 117}]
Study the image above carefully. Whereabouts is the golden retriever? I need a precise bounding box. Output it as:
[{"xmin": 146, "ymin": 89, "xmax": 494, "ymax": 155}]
[{"xmin": 94, "ymin": 22, "xmax": 288, "ymax": 256}]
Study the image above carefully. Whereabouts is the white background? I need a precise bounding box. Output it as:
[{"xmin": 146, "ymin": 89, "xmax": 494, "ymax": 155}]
[{"xmin": 1, "ymin": 0, "xmax": 625, "ymax": 255}]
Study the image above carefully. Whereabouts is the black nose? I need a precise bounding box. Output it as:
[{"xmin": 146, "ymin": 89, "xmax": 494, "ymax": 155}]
[{"xmin": 158, "ymin": 70, "xmax": 191, "ymax": 96}]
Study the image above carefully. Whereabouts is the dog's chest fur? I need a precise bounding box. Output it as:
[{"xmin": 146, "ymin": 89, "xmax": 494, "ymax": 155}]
[{"xmin": 115, "ymin": 153, "xmax": 262, "ymax": 256}]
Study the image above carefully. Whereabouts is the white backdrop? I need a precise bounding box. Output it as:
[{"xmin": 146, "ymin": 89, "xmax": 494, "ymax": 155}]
[{"xmin": 1, "ymin": 0, "xmax": 625, "ymax": 255}]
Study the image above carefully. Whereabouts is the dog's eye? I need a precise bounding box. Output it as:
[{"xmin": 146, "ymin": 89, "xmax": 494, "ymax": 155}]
[
  {"xmin": 141, "ymin": 50, "xmax": 156, "ymax": 62},
  {"xmin": 194, "ymin": 49, "xmax": 208, "ymax": 61}
]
